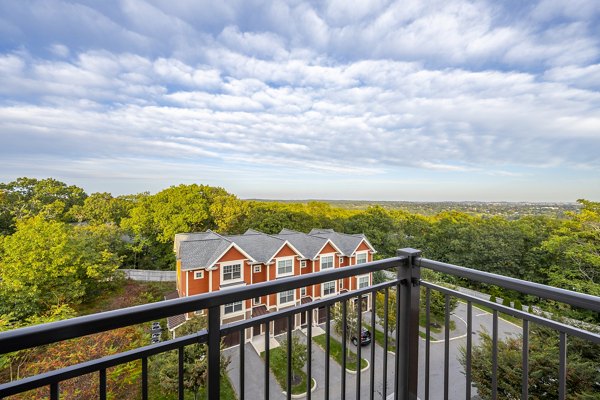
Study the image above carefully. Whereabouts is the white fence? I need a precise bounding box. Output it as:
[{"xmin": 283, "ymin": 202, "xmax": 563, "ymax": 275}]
[{"xmin": 121, "ymin": 269, "xmax": 176, "ymax": 282}]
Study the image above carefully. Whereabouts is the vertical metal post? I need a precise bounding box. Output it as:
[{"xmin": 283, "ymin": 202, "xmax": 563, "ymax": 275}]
[
  {"xmin": 99, "ymin": 368, "xmax": 107, "ymax": 400},
  {"xmin": 383, "ymin": 288, "xmax": 389, "ymax": 399},
  {"xmin": 466, "ymin": 301, "xmax": 472, "ymax": 400},
  {"xmin": 425, "ymin": 288, "xmax": 431, "ymax": 400},
  {"xmin": 325, "ymin": 305, "xmax": 331, "ymax": 400},
  {"xmin": 264, "ymin": 321, "xmax": 270, "ymax": 400},
  {"xmin": 397, "ymin": 248, "xmax": 421, "ymax": 400},
  {"xmin": 178, "ymin": 346, "xmax": 184, "ymax": 400},
  {"xmin": 356, "ymin": 295, "xmax": 363, "ymax": 397},
  {"xmin": 142, "ymin": 356, "xmax": 148, "ymax": 400},
  {"xmin": 208, "ymin": 305, "xmax": 221, "ymax": 400},
  {"xmin": 307, "ymin": 309, "xmax": 313, "ymax": 400},
  {"xmin": 341, "ymin": 300, "xmax": 347, "ymax": 400},
  {"xmin": 522, "ymin": 320, "xmax": 529, "ymax": 400},
  {"xmin": 240, "ymin": 330, "xmax": 245, "ymax": 400},
  {"xmin": 492, "ymin": 310, "xmax": 498, "ymax": 400},
  {"xmin": 559, "ymin": 332, "xmax": 567, "ymax": 400},
  {"xmin": 50, "ymin": 382, "xmax": 59, "ymax": 400}
]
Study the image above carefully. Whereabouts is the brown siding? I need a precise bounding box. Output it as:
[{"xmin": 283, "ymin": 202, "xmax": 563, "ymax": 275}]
[
  {"xmin": 252, "ymin": 263, "xmax": 267, "ymax": 284},
  {"xmin": 320, "ymin": 242, "xmax": 338, "ymax": 255}
]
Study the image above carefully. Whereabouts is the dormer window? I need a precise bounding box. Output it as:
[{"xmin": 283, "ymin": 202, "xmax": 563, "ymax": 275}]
[{"xmin": 356, "ymin": 252, "xmax": 368, "ymax": 264}]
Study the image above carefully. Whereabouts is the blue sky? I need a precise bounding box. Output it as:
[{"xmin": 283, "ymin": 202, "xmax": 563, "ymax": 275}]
[{"xmin": 0, "ymin": 0, "xmax": 599, "ymax": 201}]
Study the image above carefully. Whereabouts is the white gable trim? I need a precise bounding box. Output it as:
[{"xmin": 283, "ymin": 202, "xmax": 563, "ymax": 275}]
[
  {"xmin": 212, "ymin": 242, "xmax": 256, "ymax": 266},
  {"xmin": 313, "ymin": 239, "xmax": 343, "ymax": 259},
  {"xmin": 266, "ymin": 240, "xmax": 306, "ymax": 264},
  {"xmin": 350, "ymin": 238, "xmax": 377, "ymax": 256}
]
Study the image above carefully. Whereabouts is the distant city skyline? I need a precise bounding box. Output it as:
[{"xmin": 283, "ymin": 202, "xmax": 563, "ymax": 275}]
[{"xmin": 1, "ymin": 1, "xmax": 599, "ymax": 201}]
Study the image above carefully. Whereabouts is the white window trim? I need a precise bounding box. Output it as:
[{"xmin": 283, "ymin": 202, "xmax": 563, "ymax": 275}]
[
  {"xmin": 278, "ymin": 289, "xmax": 295, "ymax": 306},
  {"xmin": 338, "ymin": 256, "xmax": 344, "ymax": 264},
  {"xmin": 253, "ymin": 265, "xmax": 261, "ymax": 273},
  {"xmin": 194, "ymin": 270, "xmax": 204, "ymax": 280},
  {"xmin": 320, "ymin": 253, "xmax": 335, "ymax": 270},
  {"xmin": 276, "ymin": 256, "xmax": 295, "ymax": 278},
  {"xmin": 253, "ymin": 296, "xmax": 261, "ymax": 305},
  {"xmin": 220, "ymin": 260, "xmax": 244, "ymax": 284},
  {"xmin": 322, "ymin": 280, "xmax": 336, "ymax": 297},
  {"xmin": 300, "ymin": 260, "xmax": 307, "ymax": 268},
  {"xmin": 358, "ymin": 274, "xmax": 370, "ymax": 289},
  {"xmin": 355, "ymin": 251, "xmax": 368, "ymax": 265},
  {"xmin": 222, "ymin": 300, "xmax": 244, "ymax": 316},
  {"xmin": 300, "ymin": 287, "xmax": 306, "ymax": 296}
]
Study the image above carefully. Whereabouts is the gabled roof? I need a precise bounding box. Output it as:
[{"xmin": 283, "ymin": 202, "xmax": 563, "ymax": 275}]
[
  {"xmin": 308, "ymin": 229, "xmax": 376, "ymax": 256},
  {"xmin": 276, "ymin": 230, "xmax": 330, "ymax": 259},
  {"xmin": 176, "ymin": 228, "xmax": 374, "ymax": 270}
]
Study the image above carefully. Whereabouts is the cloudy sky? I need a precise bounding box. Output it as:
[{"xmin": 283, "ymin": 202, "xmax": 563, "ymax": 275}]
[{"xmin": 1, "ymin": 0, "xmax": 599, "ymax": 201}]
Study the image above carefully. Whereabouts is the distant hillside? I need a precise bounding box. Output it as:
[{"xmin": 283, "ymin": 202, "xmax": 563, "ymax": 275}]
[{"xmin": 251, "ymin": 199, "xmax": 580, "ymax": 219}]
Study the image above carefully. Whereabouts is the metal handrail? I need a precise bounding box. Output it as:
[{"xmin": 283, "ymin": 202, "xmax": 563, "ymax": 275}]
[
  {"xmin": 418, "ymin": 257, "xmax": 600, "ymax": 312},
  {"xmin": 0, "ymin": 256, "xmax": 407, "ymax": 354}
]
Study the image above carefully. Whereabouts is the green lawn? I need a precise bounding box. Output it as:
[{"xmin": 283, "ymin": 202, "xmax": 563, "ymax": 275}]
[
  {"xmin": 313, "ymin": 334, "xmax": 368, "ymax": 371},
  {"xmin": 260, "ymin": 347, "xmax": 312, "ymax": 395}
]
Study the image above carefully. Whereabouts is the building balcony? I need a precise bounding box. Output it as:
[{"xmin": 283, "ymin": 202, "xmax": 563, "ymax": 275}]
[{"xmin": 1, "ymin": 249, "xmax": 599, "ymax": 399}]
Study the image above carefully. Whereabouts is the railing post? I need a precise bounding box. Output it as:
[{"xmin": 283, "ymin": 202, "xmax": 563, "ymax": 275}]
[
  {"xmin": 397, "ymin": 248, "xmax": 421, "ymax": 400},
  {"xmin": 207, "ymin": 305, "xmax": 221, "ymax": 399}
]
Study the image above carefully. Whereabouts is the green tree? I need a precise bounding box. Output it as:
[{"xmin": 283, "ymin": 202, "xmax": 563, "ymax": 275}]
[
  {"xmin": 279, "ymin": 335, "xmax": 308, "ymax": 382},
  {"xmin": 332, "ymin": 300, "xmax": 360, "ymax": 342},
  {"xmin": 0, "ymin": 216, "xmax": 121, "ymax": 318},
  {"xmin": 121, "ymin": 184, "xmax": 244, "ymax": 269},
  {"xmin": 0, "ymin": 177, "xmax": 86, "ymax": 233},
  {"xmin": 153, "ymin": 316, "xmax": 230, "ymax": 400},
  {"xmin": 376, "ymin": 290, "xmax": 397, "ymax": 337},
  {"xmin": 461, "ymin": 326, "xmax": 600, "ymax": 399},
  {"xmin": 69, "ymin": 192, "xmax": 132, "ymax": 225}
]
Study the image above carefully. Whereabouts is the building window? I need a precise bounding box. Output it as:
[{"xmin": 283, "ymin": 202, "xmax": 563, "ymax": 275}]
[
  {"xmin": 253, "ymin": 265, "xmax": 261, "ymax": 273},
  {"xmin": 323, "ymin": 281, "xmax": 336, "ymax": 296},
  {"xmin": 277, "ymin": 258, "xmax": 293, "ymax": 277},
  {"xmin": 254, "ymin": 297, "xmax": 261, "ymax": 305},
  {"xmin": 224, "ymin": 301, "xmax": 243, "ymax": 315},
  {"xmin": 356, "ymin": 252, "xmax": 368, "ymax": 264},
  {"xmin": 321, "ymin": 255, "xmax": 334, "ymax": 270},
  {"xmin": 300, "ymin": 260, "xmax": 307, "ymax": 268},
  {"xmin": 358, "ymin": 275, "xmax": 369, "ymax": 289},
  {"xmin": 339, "ymin": 256, "xmax": 344, "ymax": 264},
  {"xmin": 194, "ymin": 270, "xmax": 203, "ymax": 279},
  {"xmin": 279, "ymin": 289, "xmax": 295, "ymax": 304},
  {"xmin": 222, "ymin": 263, "xmax": 242, "ymax": 282},
  {"xmin": 300, "ymin": 287, "xmax": 306, "ymax": 296}
]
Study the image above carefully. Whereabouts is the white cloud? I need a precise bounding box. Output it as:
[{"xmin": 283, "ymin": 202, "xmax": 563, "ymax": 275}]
[{"xmin": 0, "ymin": 0, "xmax": 599, "ymax": 200}]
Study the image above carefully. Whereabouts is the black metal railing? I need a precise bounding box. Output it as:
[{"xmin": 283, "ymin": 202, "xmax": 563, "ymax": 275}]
[{"xmin": 1, "ymin": 249, "xmax": 599, "ymax": 400}]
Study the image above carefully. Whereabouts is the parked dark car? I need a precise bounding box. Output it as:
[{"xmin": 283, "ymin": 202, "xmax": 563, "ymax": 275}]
[{"xmin": 351, "ymin": 328, "xmax": 371, "ymax": 346}]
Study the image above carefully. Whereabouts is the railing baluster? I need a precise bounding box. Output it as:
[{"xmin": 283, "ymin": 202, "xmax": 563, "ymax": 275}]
[
  {"xmin": 325, "ymin": 304, "xmax": 331, "ymax": 400},
  {"xmin": 178, "ymin": 346, "xmax": 184, "ymax": 400},
  {"xmin": 559, "ymin": 331, "xmax": 567, "ymax": 400},
  {"xmin": 522, "ymin": 319, "xmax": 529, "ymax": 400},
  {"xmin": 394, "ymin": 282, "xmax": 401, "ymax": 400},
  {"xmin": 142, "ymin": 356, "xmax": 148, "ymax": 400},
  {"xmin": 370, "ymin": 290, "xmax": 376, "ymax": 400},
  {"xmin": 307, "ymin": 309, "xmax": 312, "ymax": 400},
  {"xmin": 240, "ymin": 330, "xmax": 245, "ymax": 400},
  {"xmin": 356, "ymin": 295, "xmax": 362, "ymax": 398},
  {"xmin": 50, "ymin": 382, "xmax": 58, "ymax": 400},
  {"xmin": 466, "ymin": 301, "xmax": 472, "ymax": 400},
  {"xmin": 99, "ymin": 368, "xmax": 106, "ymax": 400},
  {"xmin": 492, "ymin": 310, "xmax": 498, "ymax": 400},
  {"xmin": 287, "ymin": 315, "xmax": 292, "ymax": 400},
  {"xmin": 207, "ymin": 305, "xmax": 221, "ymax": 400},
  {"xmin": 383, "ymin": 288, "xmax": 389, "ymax": 399},
  {"xmin": 341, "ymin": 299, "xmax": 347, "ymax": 400},
  {"xmin": 444, "ymin": 294, "xmax": 450, "ymax": 400},
  {"xmin": 425, "ymin": 287, "xmax": 431, "ymax": 400},
  {"xmin": 264, "ymin": 321, "xmax": 270, "ymax": 400}
]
